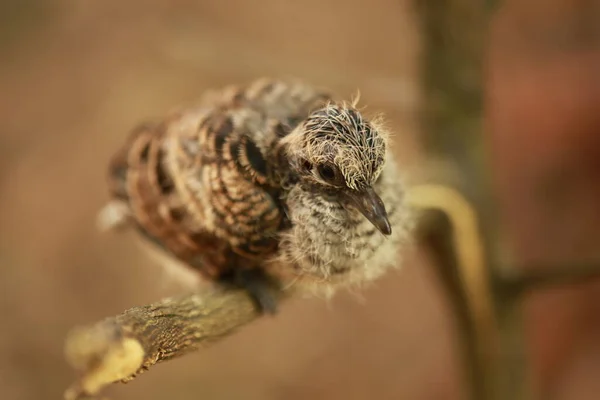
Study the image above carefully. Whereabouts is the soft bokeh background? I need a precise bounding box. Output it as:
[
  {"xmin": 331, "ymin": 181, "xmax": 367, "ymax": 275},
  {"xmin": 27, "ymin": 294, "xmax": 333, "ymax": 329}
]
[
  {"xmin": 489, "ymin": 1, "xmax": 600, "ymax": 398},
  {"xmin": 1, "ymin": 1, "xmax": 600, "ymax": 399}
]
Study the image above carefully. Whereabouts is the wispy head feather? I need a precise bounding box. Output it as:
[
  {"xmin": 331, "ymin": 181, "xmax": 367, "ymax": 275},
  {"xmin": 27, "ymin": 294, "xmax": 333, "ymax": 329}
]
[
  {"xmin": 350, "ymin": 90, "xmax": 361, "ymax": 108},
  {"xmin": 284, "ymin": 101, "xmax": 389, "ymax": 190}
]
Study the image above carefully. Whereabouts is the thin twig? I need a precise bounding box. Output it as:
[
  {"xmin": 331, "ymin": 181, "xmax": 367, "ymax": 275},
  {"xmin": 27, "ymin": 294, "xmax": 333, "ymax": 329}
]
[
  {"xmin": 406, "ymin": 183, "xmax": 497, "ymax": 400},
  {"xmin": 497, "ymin": 262, "xmax": 600, "ymax": 298},
  {"xmin": 64, "ymin": 288, "xmax": 285, "ymax": 400}
]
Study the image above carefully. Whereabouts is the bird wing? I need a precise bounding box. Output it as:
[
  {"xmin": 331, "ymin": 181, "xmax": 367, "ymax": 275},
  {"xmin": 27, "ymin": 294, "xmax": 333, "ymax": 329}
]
[{"xmin": 105, "ymin": 79, "xmax": 330, "ymax": 277}]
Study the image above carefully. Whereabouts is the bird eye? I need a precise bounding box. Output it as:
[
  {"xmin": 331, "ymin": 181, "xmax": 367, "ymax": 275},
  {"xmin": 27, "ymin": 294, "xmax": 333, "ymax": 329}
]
[
  {"xmin": 301, "ymin": 159, "xmax": 312, "ymax": 172},
  {"xmin": 317, "ymin": 164, "xmax": 337, "ymax": 182}
]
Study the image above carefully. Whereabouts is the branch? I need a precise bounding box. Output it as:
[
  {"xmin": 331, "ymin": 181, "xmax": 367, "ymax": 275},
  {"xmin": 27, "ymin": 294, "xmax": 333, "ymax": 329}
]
[
  {"xmin": 64, "ymin": 288, "xmax": 285, "ymax": 400},
  {"xmin": 497, "ymin": 262, "xmax": 600, "ymax": 297},
  {"xmin": 405, "ymin": 183, "xmax": 496, "ymax": 400}
]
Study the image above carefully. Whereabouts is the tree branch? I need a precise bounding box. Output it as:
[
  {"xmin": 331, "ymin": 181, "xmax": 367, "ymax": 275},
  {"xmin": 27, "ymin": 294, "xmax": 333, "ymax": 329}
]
[{"xmin": 64, "ymin": 288, "xmax": 286, "ymax": 400}]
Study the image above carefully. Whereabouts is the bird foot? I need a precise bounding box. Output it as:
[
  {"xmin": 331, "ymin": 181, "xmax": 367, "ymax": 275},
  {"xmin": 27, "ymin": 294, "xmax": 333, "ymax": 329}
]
[{"xmin": 226, "ymin": 268, "xmax": 279, "ymax": 315}]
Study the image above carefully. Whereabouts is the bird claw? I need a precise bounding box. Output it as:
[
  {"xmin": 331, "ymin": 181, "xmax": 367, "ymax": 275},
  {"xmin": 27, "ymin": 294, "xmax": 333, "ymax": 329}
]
[{"xmin": 230, "ymin": 268, "xmax": 279, "ymax": 315}]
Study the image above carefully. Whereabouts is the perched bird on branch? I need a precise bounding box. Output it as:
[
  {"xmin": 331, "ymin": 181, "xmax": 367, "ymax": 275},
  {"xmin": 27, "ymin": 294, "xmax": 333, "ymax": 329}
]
[{"xmin": 99, "ymin": 78, "xmax": 412, "ymax": 313}]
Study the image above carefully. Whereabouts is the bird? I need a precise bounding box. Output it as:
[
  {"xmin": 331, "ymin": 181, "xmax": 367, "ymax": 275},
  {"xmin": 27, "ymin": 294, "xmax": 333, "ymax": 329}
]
[{"xmin": 99, "ymin": 78, "xmax": 412, "ymax": 314}]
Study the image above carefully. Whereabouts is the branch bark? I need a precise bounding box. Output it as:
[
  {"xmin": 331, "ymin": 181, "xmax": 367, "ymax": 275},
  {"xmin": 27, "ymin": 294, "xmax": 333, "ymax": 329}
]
[{"xmin": 64, "ymin": 288, "xmax": 285, "ymax": 400}]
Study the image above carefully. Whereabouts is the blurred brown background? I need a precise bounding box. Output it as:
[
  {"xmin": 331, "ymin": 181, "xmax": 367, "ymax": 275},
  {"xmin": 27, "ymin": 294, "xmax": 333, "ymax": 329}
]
[
  {"xmin": 1, "ymin": 0, "xmax": 600, "ymax": 399},
  {"xmin": 489, "ymin": 1, "xmax": 600, "ymax": 399}
]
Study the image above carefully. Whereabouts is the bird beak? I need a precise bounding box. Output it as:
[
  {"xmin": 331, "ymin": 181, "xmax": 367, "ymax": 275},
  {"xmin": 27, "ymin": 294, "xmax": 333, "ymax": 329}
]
[{"xmin": 344, "ymin": 187, "xmax": 392, "ymax": 235}]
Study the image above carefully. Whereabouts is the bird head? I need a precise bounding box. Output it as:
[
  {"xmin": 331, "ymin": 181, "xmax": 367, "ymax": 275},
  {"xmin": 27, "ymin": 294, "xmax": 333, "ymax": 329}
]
[{"xmin": 282, "ymin": 102, "xmax": 392, "ymax": 235}]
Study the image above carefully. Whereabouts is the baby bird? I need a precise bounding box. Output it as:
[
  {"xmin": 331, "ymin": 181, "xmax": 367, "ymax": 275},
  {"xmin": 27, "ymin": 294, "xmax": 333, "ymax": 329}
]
[{"xmin": 101, "ymin": 78, "xmax": 412, "ymax": 313}]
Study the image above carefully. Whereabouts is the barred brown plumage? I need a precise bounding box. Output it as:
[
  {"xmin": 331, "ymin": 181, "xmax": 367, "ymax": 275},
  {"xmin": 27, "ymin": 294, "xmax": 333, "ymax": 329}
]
[{"xmin": 101, "ymin": 78, "xmax": 413, "ymax": 313}]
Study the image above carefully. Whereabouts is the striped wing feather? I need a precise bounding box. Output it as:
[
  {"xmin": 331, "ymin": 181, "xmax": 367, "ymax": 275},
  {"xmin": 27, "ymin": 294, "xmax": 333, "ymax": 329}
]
[{"xmin": 106, "ymin": 79, "xmax": 330, "ymax": 278}]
